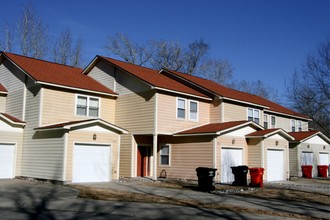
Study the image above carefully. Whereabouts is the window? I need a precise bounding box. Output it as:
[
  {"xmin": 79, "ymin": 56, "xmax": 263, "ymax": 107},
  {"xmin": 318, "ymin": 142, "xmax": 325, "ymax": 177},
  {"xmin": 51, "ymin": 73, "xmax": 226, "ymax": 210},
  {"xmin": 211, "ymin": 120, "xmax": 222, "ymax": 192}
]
[
  {"xmin": 264, "ymin": 114, "xmax": 268, "ymax": 129},
  {"xmin": 76, "ymin": 95, "xmax": 100, "ymax": 117},
  {"xmin": 248, "ymin": 108, "xmax": 260, "ymax": 124},
  {"xmin": 291, "ymin": 119, "xmax": 296, "ymax": 132},
  {"xmin": 177, "ymin": 98, "xmax": 186, "ymax": 119},
  {"xmin": 271, "ymin": 116, "xmax": 276, "ymax": 128},
  {"xmin": 189, "ymin": 101, "xmax": 198, "ymax": 121},
  {"xmin": 298, "ymin": 120, "xmax": 302, "ymax": 131},
  {"xmin": 160, "ymin": 145, "xmax": 170, "ymax": 166}
]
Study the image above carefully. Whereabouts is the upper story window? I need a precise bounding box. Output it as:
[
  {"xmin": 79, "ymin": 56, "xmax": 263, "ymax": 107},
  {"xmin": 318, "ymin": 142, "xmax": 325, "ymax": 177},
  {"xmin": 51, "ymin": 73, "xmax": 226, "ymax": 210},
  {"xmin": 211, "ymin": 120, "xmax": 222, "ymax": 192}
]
[
  {"xmin": 264, "ymin": 114, "xmax": 268, "ymax": 129},
  {"xmin": 291, "ymin": 119, "xmax": 296, "ymax": 132},
  {"xmin": 76, "ymin": 95, "xmax": 100, "ymax": 117},
  {"xmin": 177, "ymin": 98, "xmax": 198, "ymax": 121},
  {"xmin": 271, "ymin": 116, "xmax": 276, "ymax": 128},
  {"xmin": 298, "ymin": 120, "xmax": 302, "ymax": 131},
  {"xmin": 189, "ymin": 100, "xmax": 198, "ymax": 121},
  {"xmin": 177, "ymin": 98, "xmax": 186, "ymax": 119},
  {"xmin": 248, "ymin": 108, "xmax": 260, "ymax": 124},
  {"xmin": 160, "ymin": 144, "xmax": 170, "ymax": 166}
]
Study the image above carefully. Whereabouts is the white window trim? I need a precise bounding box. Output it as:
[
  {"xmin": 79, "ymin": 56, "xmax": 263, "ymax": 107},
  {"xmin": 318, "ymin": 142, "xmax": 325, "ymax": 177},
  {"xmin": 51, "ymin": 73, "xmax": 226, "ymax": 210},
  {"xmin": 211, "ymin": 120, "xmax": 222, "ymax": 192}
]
[
  {"xmin": 264, "ymin": 114, "xmax": 269, "ymax": 129},
  {"xmin": 188, "ymin": 100, "xmax": 199, "ymax": 121},
  {"xmin": 75, "ymin": 94, "xmax": 101, "ymax": 118},
  {"xmin": 176, "ymin": 97, "xmax": 186, "ymax": 120},
  {"xmin": 159, "ymin": 144, "xmax": 171, "ymax": 167},
  {"xmin": 298, "ymin": 120, "xmax": 302, "ymax": 131},
  {"xmin": 247, "ymin": 108, "xmax": 260, "ymax": 124},
  {"xmin": 291, "ymin": 119, "xmax": 296, "ymax": 132},
  {"xmin": 271, "ymin": 116, "xmax": 276, "ymax": 128}
]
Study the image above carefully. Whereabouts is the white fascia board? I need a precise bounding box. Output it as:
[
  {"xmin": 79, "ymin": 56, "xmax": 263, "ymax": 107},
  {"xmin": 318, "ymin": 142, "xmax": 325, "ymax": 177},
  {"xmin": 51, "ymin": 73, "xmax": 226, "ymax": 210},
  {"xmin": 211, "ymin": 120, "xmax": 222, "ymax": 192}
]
[
  {"xmin": 36, "ymin": 81, "xmax": 118, "ymax": 97},
  {"xmin": 0, "ymin": 91, "xmax": 8, "ymax": 95},
  {"xmin": 65, "ymin": 119, "xmax": 128, "ymax": 134},
  {"xmin": 82, "ymin": 56, "xmax": 99, "ymax": 74},
  {"xmin": 300, "ymin": 132, "xmax": 330, "ymax": 144},
  {"xmin": 222, "ymin": 97, "xmax": 269, "ymax": 109},
  {"xmin": 152, "ymin": 87, "xmax": 212, "ymax": 101},
  {"xmin": 0, "ymin": 115, "xmax": 26, "ymax": 127}
]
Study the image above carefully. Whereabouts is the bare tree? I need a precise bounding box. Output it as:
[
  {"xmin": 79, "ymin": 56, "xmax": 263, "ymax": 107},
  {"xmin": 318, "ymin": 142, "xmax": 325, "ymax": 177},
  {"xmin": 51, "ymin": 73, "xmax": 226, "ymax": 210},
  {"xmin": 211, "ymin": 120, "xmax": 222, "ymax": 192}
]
[
  {"xmin": 229, "ymin": 79, "xmax": 279, "ymax": 102},
  {"xmin": 183, "ymin": 39, "xmax": 209, "ymax": 75},
  {"xmin": 16, "ymin": 2, "xmax": 48, "ymax": 59},
  {"xmin": 105, "ymin": 33, "xmax": 152, "ymax": 66},
  {"xmin": 200, "ymin": 59, "xmax": 233, "ymax": 85},
  {"xmin": 286, "ymin": 36, "xmax": 330, "ymax": 137},
  {"xmin": 70, "ymin": 37, "xmax": 84, "ymax": 67},
  {"xmin": 0, "ymin": 22, "xmax": 14, "ymax": 52}
]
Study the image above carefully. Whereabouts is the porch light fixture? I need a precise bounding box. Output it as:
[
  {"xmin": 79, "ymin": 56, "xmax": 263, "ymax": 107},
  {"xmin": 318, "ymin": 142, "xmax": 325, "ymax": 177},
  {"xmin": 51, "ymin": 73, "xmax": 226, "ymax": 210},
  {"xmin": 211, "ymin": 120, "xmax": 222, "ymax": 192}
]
[
  {"xmin": 232, "ymin": 138, "xmax": 235, "ymax": 145},
  {"xmin": 307, "ymin": 144, "xmax": 310, "ymax": 149},
  {"xmin": 323, "ymin": 146, "xmax": 326, "ymax": 150},
  {"xmin": 93, "ymin": 133, "xmax": 97, "ymax": 141},
  {"xmin": 275, "ymin": 140, "xmax": 279, "ymax": 146}
]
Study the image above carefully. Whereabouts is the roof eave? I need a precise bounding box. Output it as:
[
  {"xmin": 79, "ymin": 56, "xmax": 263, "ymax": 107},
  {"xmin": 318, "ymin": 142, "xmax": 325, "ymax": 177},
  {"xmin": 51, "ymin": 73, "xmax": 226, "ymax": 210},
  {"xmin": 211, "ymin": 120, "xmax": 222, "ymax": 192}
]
[
  {"xmin": 152, "ymin": 86, "xmax": 212, "ymax": 101},
  {"xmin": 264, "ymin": 109, "xmax": 310, "ymax": 121}
]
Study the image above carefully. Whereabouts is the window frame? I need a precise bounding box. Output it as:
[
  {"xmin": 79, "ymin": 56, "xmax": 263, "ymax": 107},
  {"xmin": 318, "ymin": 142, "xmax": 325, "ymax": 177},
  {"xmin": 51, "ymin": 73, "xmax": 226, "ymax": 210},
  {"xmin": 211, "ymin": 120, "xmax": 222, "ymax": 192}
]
[
  {"xmin": 159, "ymin": 144, "xmax": 171, "ymax": 166},
  {"xmin": 298, "ymin": 120, "xmax": 302, "ymax": 132},
  {"xmin": 247, "ymin": 108, "xmax": 260, "ymax": 124},
  {"xmin": 188, "ymin": 100, "xmax": 199, "ymax": 121},
  {"xmin": 271, "ymin": 116, "xmax": 276, "ymax": 128},
  {"xmin": 75, "ymin": 94, "xmax": 100, "ymax": 118},
  {"xmin": 264, "ymin": 114, "xmax": 269, "ymax": 129},
  {"xmin": 291, "ymin": 119, "xmax": 296, "ymax": 132},
  {"xmin": 176, "ymin": 98, "xmax": 186, "ymax": 120}
]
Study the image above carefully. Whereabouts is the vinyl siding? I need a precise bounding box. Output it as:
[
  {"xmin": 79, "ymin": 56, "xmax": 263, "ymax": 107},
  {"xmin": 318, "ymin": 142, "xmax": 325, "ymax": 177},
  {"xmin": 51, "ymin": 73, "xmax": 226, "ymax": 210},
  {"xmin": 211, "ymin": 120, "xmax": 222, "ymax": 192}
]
[
  {"xmin": 115, "ymin": 91, "xmax": 155, "ymax": 133},
  {"xmin": 223, "ymin": 102, "xmax": 246, "ymax": 122},
  {"xmin": 65, "ymin": 130, "xmax": 120, "ymax": 181},
  {"xmin": 210, "ymin": 99, "xmax": 222, "ymax": 123},
  {"xmin": 247, "ymin": 139, "xmax": 262, "ymax": 168},
  {"xmin": 157, "ymin": 93, "xmax": 210, "ymax": 133},
  {"xmin": 289, "ymin": 144, "xmax": 299, "ymax": 177},
  {"xmin": 0, "ymin": 94, "xmax": 6, "ymax": 112},
  {"xmin": 0, "ymin": 131, "xmax": 24, "ymax": 176},
  {"xmin": 0, "ymin": 59, "xmax": 25, "ymax": 119},
  {"xmin": 115, "ymin": 69, "xmax": 150, "ymax": 95},
  {"xmin": 42, "ymin": 87, "xmax": 116, "ymax": 126},
  {"xmin": 157, "ymin": 136, "xmax": 213, "ymax": 180},
  {"xmin": 118, "ymin": 134, "xmax": 133, "ymax": 177},
  {"xmin": 21, "ymin": 85, "xmax": 65, "ymax": 181},
  {"xmin": 88, "ymin": 61, "xmax": 116, "ymax": 91},
  {"xmin": 263, "ymin": 135, "xmax": 289, "ymax": 181}
]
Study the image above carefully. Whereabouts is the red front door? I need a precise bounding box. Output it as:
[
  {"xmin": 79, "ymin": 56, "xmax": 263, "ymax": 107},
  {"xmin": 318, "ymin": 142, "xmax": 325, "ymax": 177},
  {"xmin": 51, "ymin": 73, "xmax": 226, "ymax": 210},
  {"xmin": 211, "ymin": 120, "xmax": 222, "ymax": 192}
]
[{"xmin": 137, "ymin": 146, "xmax": 150, "ymax": 177}]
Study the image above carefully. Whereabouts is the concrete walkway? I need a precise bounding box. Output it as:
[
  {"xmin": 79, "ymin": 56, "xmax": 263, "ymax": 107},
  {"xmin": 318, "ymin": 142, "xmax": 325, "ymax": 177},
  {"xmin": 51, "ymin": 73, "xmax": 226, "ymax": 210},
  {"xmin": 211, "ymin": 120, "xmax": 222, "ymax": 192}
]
[{"xmin": 0, "ymin": 179, "xmax": 329, "ymax": 219}]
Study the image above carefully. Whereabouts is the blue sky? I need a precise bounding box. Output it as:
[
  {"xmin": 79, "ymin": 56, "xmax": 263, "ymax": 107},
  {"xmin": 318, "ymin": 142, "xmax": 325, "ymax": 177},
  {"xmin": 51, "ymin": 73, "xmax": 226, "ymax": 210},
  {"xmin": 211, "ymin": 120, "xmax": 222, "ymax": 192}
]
[{"xmin": 1, "ymin": 0, "xmax": 329, "ymax": 101}]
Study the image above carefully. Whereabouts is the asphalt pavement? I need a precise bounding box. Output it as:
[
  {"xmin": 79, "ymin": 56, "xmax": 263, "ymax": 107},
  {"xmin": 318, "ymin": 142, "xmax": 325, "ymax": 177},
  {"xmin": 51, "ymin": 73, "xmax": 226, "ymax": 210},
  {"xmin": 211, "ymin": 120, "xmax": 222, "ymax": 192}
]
[{"xmin": 0, "ymin": 178, "xmax": 329, "ymax": 219}]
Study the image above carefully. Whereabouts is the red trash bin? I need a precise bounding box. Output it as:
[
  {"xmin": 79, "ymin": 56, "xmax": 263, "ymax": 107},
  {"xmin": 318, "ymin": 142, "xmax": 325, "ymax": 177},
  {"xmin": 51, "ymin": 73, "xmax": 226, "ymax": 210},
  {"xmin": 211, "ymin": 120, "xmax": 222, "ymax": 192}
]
[
  {"xmin": 317, "ymin": 165, "xmax": 329, "ymax": 178},
  {"xmin": 301, "ymin": 165, "xmax": 313, "ymax": 178},
  {"xmin": 249, "ymin": 168, "xmax": 264, "ymax": 188}
]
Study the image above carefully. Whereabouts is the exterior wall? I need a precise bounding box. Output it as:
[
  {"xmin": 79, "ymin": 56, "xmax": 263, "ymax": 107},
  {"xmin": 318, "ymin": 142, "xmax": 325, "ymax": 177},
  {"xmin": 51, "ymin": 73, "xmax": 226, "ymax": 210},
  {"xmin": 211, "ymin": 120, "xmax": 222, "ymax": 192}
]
[
  {"xmin": 295, "ymin": 138, "xmax": 330, "ymax": 177},
  {"xmin": 210, "ymin": 99, "xmax": 222, "ymax": 123},
  {"xmin": 0, "ymin": 59, "xmax": 25, "ymax": 120},
  {"xmin": 157, "ymin": 93, "xmax": 210, "ymax": 133},
  {"xmin": 247, "ymin": 138, "xmax": 262, "ymax": 169},
  {"xmin": 266, "ymin": 113, "xmax": 309, "ymax": 132},
  {"xmin": 119, "ymin": 134, "xmax": 133, "ymax": 177},
  {"xmin": 0, "ymin": 94, "xmax": 6, "ymax": 112},
  {"xmin": 223, "ymin": 102, "xmax": 246, "ymax": 122},
  {"xmin": 65, "ymin": 129, "xmax": 120, "ymax": 181},
  {"xmin": 157, "ymin": 136, "xmax": 214, "ymax": 180},
  {"xmin": 42, "ymin": 87, "xmax": 116, "ymax": 126},
  {"xmin": 88, "ymin": 61, "xmax": 116, "ymax": 91},
  {"xmin": 263, "ymin": 134, "xmax": 289, "ymax": 181},
  {"xmin": 289, "ymin": 143, "xmax": 299, "ymax": 177},
  {"xmin": 21, "ymin": 84, "xmax": 65, "ymax": 181},
  {"xmin": 0, "ymin": 118, "xmax": 24, "ymax": 176},
  {"xmin": 217, "ymin": 135, "xmax": 249, "ymax": 182}
]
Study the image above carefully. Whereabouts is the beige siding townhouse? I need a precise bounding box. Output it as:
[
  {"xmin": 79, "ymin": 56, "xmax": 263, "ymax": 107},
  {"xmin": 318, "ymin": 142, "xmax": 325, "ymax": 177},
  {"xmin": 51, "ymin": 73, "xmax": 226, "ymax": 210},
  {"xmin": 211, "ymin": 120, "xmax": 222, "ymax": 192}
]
[{"xmin": 0, "ymin": 52, "xmax": 127, "ymax": 183}]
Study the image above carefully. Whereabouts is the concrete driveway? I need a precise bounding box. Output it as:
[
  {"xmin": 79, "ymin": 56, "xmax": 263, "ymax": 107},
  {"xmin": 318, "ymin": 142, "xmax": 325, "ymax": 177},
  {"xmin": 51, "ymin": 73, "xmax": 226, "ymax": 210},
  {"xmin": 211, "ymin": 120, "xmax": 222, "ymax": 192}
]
[{"xmin": 0, "ymin": 178, "xmax": 329, "ymax": 219}]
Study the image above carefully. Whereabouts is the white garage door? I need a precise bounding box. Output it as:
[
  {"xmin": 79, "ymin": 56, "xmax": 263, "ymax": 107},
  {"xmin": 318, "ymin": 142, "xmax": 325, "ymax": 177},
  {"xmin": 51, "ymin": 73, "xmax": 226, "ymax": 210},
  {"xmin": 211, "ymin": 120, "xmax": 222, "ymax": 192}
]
[
  {"xmin": 267, "ymin": 149, "xmax": 285, "ymax": 181},
  {"xmin": 0, "ymin": 144, "xmax": 15, "ymax": 179},
  {"xmin": 221, "ymin": 148, "xmax": 243, "ymax": 183},
  {"xmin": 73, "ymin": 144, "xmax": 111, "ymax": 183},
  {"xmin": 318, "ymin": 153, "xmax": 329, "ymax": 165},
  {"xmin": 301, "ymin": 151, "xmax": 313, "ymax": 165}
]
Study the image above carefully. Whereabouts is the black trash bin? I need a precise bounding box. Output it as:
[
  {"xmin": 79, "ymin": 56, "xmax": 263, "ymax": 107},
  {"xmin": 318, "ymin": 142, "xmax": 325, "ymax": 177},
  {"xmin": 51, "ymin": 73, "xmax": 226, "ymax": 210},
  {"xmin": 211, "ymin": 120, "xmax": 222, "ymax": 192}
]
[
  {"xmin": 231, "ymin": 165, "xmax": 249, "ymax": 186},
  {"xmin": 196, "ymin": 167, "xmax": 217, "ymax": 192}
]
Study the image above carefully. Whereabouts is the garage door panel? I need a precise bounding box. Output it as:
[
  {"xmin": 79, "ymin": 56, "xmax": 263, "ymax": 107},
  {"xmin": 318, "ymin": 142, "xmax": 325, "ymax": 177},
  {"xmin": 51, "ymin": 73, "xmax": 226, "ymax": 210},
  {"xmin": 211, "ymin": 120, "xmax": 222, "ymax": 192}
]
[
  {"xmin": 221, "ymin": 148, "xmax": 243, "ymax": 183},
  {"xmin": 267, "ymin": 149, "xmax": 284, "ymax": 181},
  {"xmin": 73, "ymin": 144, "xmax": 111, "ymax": 183},
  {"xmin": 318, "ymin": 153, "xmax": 329, "ymax": 165},
  {"xmin": 0, "ymin": 144, "xmax": 15, "ymax": 179}
]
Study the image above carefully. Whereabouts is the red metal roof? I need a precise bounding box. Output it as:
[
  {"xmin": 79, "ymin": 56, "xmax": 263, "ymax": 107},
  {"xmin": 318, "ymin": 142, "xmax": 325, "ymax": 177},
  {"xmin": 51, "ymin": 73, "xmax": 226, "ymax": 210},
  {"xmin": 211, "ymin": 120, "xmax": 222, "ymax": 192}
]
[
  {"xmin": 246, "ymin": 128, "xmax": 280, "ymax": 137},
  {"xmin": 0, "ymin": 83, "xmax": 7, "ymax": 93},
  {"xmin": 98, "ymin": 56, "xmax": 209, "ymax": 99},
  {"xmin": 288, "ymin": 131, "xmax": 320, "ymax": 141},
  {"xmin": 2, "ymin": 52, "xmax": 117, "ymax": 96},
  {"xmin": 162, "ymin": 69, "xmax": 309, "ymax": 120},
  {"xmin": 175, "ymin": 121, "xmax": 251, "ymax": 135},
  {"xmin": 0, "ymin": 113, "xmax": 25, "ymax": 124}
]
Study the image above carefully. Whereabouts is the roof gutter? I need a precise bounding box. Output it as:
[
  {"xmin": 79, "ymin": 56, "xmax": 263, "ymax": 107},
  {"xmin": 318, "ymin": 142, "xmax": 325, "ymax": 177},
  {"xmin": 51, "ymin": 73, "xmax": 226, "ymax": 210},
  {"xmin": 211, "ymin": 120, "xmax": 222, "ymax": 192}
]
[{"xmin": 152, "ymin": 86, "xmax": 212, "ymax": 101}]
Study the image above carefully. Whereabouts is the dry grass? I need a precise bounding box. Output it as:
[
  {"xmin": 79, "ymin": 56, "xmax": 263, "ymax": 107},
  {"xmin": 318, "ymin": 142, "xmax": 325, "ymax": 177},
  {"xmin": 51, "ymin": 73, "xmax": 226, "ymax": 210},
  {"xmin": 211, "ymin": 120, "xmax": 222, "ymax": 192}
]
[{"xmin": 71, "ymin": 185, "xmax": 313, "ymax": 219}]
